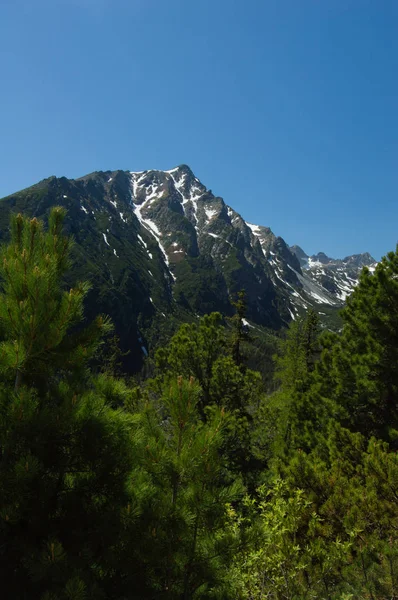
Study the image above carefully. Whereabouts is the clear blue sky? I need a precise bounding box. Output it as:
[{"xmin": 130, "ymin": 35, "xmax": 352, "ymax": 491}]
[{"xmin": 1, "ymin": 0, "xmax": 397, "ymax": 260}]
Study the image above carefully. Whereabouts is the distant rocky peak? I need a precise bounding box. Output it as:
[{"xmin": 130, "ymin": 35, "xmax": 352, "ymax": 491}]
[
  {"xmin": 311, "ymin": 252, "xmax": 332, "ymax": 265},
  {"xmin": 290, "ymin": 244, "xmax": 308, "ymax": 260},
  {"xmin": 289, "ymin": 245, "xmax": 311, "ymax": 272},
  {"xmin": 130, "ymin": 170, "xmax": 165, "ymax": 205},
  {"xmin": 342, "ymin": 252, "xmax": 376, "ymax": 268}
]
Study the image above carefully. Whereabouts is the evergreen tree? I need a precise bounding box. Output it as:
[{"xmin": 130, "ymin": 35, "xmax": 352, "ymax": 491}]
[
  {"xmin": 120, "ymin": 376, "xmax": 243, "ymax": 599},
  {"xmin": 229, "ymin": 290, "xmax": 250, "ymax": 369},
  {"xmin": 155, "ymin": 312, "xmax": 226, "ymax": 407},
  {"xmin": 155, "ymin": 312, "xmax": 266, "ymax": 485},
  {"xmin": 274, "ymin": 308, "xmax": 320, "ymax": 394},
  {"xmin": 0, "ymin": 209, "xmax": 109, "ymax": 391},
  {"xmin": 155, "ymin": 311, "xmax": 261, "ymax": 412},
  {"xmin": 229, "ymin": 417, "xmax": 398, "ymax": 599},
  {"xmin": 264, "ymin": 309, "xmax": 322, "ymax": 457},
  {"xmin": 0, "ymin": 210, "xmax": 136, "ymax": 599},
  {"xmin": 309, "ymin": 252, "xmax": 398, "ymax": 445}
]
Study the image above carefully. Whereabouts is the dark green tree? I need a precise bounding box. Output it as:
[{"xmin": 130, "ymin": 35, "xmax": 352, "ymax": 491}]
[
  {"xmin": 229, "ymin": 290, "xmax": 250, "ymax": 369},
  {"xmin": 263, "ymin": 309, "xmax": 322, "ymax": 457},
  {"xmin": 154, "ymin": 310, "xmax": 262, "ymax": 416},
  {"xmin": 0, "ymin": 209, "xmax": 109, "ymax": 391},
  {"xmin": 120, "ymin": 376, "xmax": 243, "ymax": 599},
  {"xmin": 155, "ymin": 312, "xmax": 265, "ymax": 485},
  {"xmin": 0, "ymin": 210, "xmax": 136, "ymax": 599},
  {"xmin": 274, "ymin": 308, "xmax": 320, "ymax": 394},
  {"xmin": 155, "ymin": 312, "xmax": 226, "ymax": 407},
  {"xmin": 311, "ymin": 253, "xmax": 398, "ymax": 445}
]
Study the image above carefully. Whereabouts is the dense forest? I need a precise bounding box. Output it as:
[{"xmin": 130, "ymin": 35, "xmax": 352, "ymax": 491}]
[{"xmin": 0, "ymin": 209, "xmax": 397, "ymax": 599}]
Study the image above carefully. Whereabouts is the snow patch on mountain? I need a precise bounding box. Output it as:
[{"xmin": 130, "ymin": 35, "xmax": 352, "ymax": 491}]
[
  {"xmin": 126, "ymin": 165, "xmax": 376, "ymax": 322},
  {"xmin": 246, "ymin": 222, "xmax": 262, "ymax": 235},
  {"xmin": 205, "ymin": 207, "xmax": 218, "ymax": 221},
  {"xmin": 137, "ymin": 234, "xmax": 147, "ymax": 248},
  {"xmin": 130, "ymin": 172, "xmax": 175, "ymax": 279},
  {"xmin": 166, "ymin": 170, "xmax": 205, "ymax": 230}
]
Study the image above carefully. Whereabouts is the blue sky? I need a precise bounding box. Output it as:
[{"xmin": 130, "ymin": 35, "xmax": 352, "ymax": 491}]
[{"xmin": 1, "ymin": 0, "xmax": 397, "ymax": 259}]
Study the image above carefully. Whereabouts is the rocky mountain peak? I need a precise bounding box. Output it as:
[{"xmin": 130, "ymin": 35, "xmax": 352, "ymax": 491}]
[
  {"xmin": 311, "ymin": 252, "xmax": 332, "ymax": 265},
  {"xmin": 289, "ymin": 245, "xmax": 308, "ymax": 266},
  {"xmin": 0, "ymin": 164, "xmax": 378, "ymax": 369},
  {"xmin": 125, "ymin": 166, "xmax": 378, "ymax": 318},
  {"xmin": 342, "ymin": 252, "xmax": 376, "ymax": 268}
]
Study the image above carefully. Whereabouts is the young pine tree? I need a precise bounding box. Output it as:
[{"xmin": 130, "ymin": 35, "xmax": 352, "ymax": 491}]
[
  {"xmin": 0, "ymin": 209, "xmax": 109, "ymax": 390},
  {"xmin": 312, "ymin": 251, "xmax": 398, "ymax": 445},
  {"xmin": 120, "ymin": 376, "xmax": 243, "ymax": 599},
  {"xmin": 154, "ymin": 311, "xmax": 265, "ymax": 485},
  {"xmin": 274, "ymin": 308, "xmax": 320, "ymax": 394},
  {"xmin": 0, "ymin": 210, "xmax": 136, "ymax": 600},
  {"xmin": 155, "ymin": 312, "xmax": 226, "ymax": 408},
  {"xmin": 266, "ymin": 309, "xmax": 321, "ymax": 457},
  {"xmin": 229, "ymin": 290, "xmax": 250, "ymax": 369}
]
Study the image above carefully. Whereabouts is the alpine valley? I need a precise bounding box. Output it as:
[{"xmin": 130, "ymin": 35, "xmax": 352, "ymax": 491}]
[{"xmin": 0, "ymin": 165, "xmax": 376, "ymax": 372}]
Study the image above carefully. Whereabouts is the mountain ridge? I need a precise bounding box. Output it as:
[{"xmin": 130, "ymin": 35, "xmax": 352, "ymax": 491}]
[{"xmin": 0, "ymin": 165, "xmax": 377, "ymax": 371}]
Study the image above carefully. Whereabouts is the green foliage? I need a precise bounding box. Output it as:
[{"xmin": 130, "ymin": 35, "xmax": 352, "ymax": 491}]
[
  {"xmin": 229, "ymin": 422, "xmax": 398, "ymax": 599},
  {"xmin": 0, "ymin": 211, "xmax": 133, "ymax": 599},
  {"xmin": 154, "ymin": 312, "xmax": 266, "ymax": 486},
  {"xmin": 306, "ymin": 251, "xmax": 398, "ymax": 445},
  {"xmin": 227, "ymin": 479, "xmax": 354, "ymax": 600},
  {"xmin": 155, "ymin": 312, "xmax": 226, "ymax": 405},
  {"xmin": 261, "ymin": 309, "xmax": 322, "ymax": 458},
  {"xmin": 228, "ymin": 290, "xmax": 250, "ymax": 368},
  {"xmin": 1, "ymin": 210, "xmax": 398, "ymax": 600},
  {"xmin": 0, "ymin": 209, "xmax": 111, "ymax": 390},
  {"xmin": 274, "ymin": 308, "xmax": 320, "ymax": 394},
  {"xmin": 119, "ymin": 376, "xmax": 244, "ymax": 598},
  {"xmin": 154, "ymin": 311, "xmax": 262, "ymax": 413},
  {"xmin": 269, "ymin": 423, "xmax": 398, "ymax": 599}
]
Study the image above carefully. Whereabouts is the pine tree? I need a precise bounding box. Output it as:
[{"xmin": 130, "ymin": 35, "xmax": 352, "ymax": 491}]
[
  {"xmin": 269, "ymin": 422, "xmax": 398, "ymax": 599},
  {"xmin": 228, "ymin": 257, "xmax": 398, "ymax": 599},
  {"xmin": 0, "ymin": 208, "xmax": 110, "ymax": 391},
  {"xmin": 155, "ymin": 312, "xmax": 226, "ymax": 407},
  {"xmin": 229, "ymin": 290, "xmax": 250, "ymax": 369},
  {"xmin": 274, "ymin": 308, "xmax": 320, "ymax": 394},
  {"xmin": 120, "ymin": 376, "xmax": 243, "ymax": 599},
  {"xmin": 311, "ymin": 251, "xmax": 398, "ymax": 445},
  {"xmin": 0, "ymin": 210, "xmax": 136, "ymax": 599},
  {"xmin": 266, "ymin": 309, "xmax": 322, "ymax": 456},
  {"xmin": 154, "ymin": 311, "xmax": 265, "ymax": 486}
]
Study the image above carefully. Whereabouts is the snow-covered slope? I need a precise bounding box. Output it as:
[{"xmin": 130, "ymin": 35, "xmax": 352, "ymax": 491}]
[
  {"xmin": 290, "ymin": 246, "xmax": 377, "ymax": 304},
  {"xmin": 127, "ymin": 165, "xmax": 376, "ymax": 322}
]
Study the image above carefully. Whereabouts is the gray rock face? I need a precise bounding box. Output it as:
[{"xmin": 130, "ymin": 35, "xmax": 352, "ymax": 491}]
[{"xmin": 126, "ymin": 165, "xmax": 376, "ymax": 320}]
